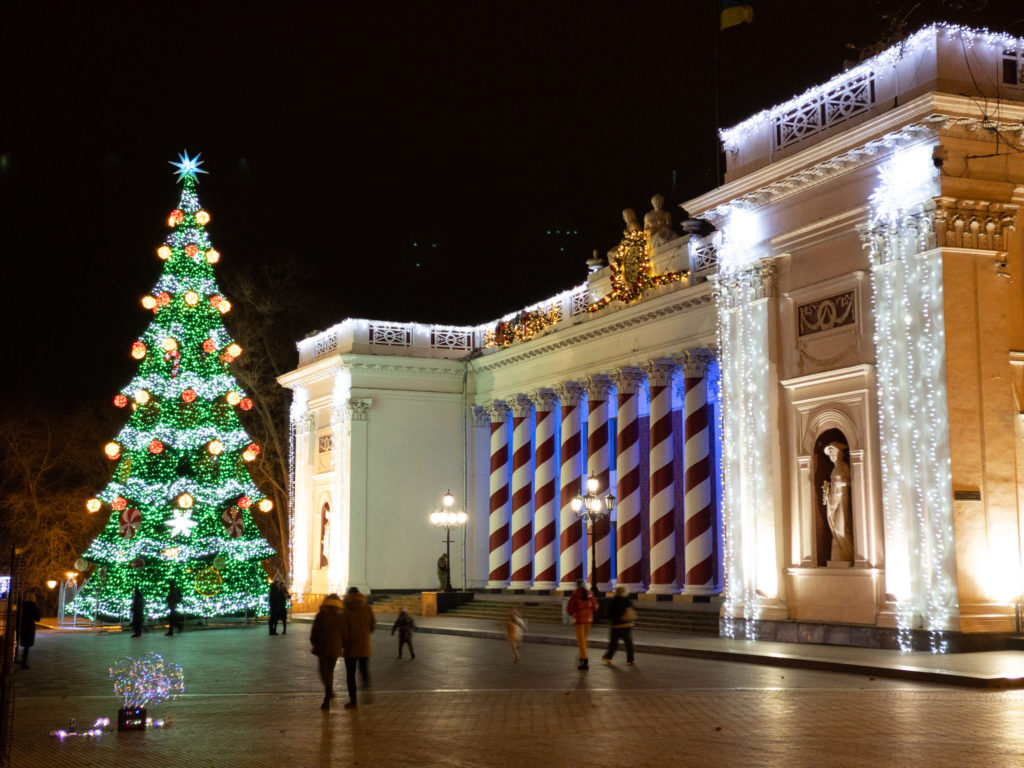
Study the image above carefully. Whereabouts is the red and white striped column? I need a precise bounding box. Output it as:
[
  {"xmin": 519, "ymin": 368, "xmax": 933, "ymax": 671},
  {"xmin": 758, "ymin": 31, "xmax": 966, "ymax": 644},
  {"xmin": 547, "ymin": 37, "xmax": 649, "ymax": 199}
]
[
  {"xmin": 557, "ymin": 381, "xmax": 585, "ymax": 590},
  {"xmin": 613, "ymin": 367, "xmax": 646, "ymax": 591},
  {"xmin": 507, "ymin": 395, "xmax": 535, "ymax": 590},
  {"xmin": 585, "ymin": 374, "xmax": 615, "ymax": 591},
  {"xmin": 647, "ymin": 360, "xmax": 679, "ymax": 594},
  {"xmin": 531, "ymin": 389, "xmax": 558, "ymax": 591},
  {"xmin": 680, "ymin": 350, "xmax": 717, "ymax": 595},
  {"xmin": 486, "ymin": 401, "xmax": 511, "ymax": 589}
]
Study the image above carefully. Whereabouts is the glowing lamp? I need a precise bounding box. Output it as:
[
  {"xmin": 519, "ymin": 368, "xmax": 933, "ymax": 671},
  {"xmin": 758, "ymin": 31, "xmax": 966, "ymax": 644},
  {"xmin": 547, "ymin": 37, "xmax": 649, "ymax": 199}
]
[
  {"xmin": 169, "ymin": 209, "xmax": 185, "ymax": 226},
  {"xmin": 206, "ymin": 249, "xmax": 220, "ymax": 264},
  {"xmin": 184, "ymin": 291, "xmax": 200, "ymax": 306},
  {"xmin": 237, "ymin": 496, "xmax": 252, "ymax": 509},
  {"xmin": 131, "ymin": 341, "xmax": 147, "ymax": 360},
  {"xmin": 208, "ymin": 440, "xmax": 224, "ymax": 456},
  {"xmin": 149, "ymin": 439, "xmax": 164, "ymax": 454},
  {"xmin": 178, "ymin": 493, "xmax": 193, "ymax": 509},
  {"xmin": 162, "ymin": 337, "xmax": 178, "ymax": 352},
  {"xmin": 157, "ymin": 245, "xmax": 172, "ymax": 260},
  {"xmin": 113, "ymin": 394, "xmax": 128, "ymax": 408},
  {"xmin": 195, "ymin": 210, "xmax": 210, "ymax": 225},
  {"xmin": 46, "ymin": 579, "xmax": 57, "ymax": 590},
  {"xmin": 162, "ymin": 548, "xmax": 179, "ymax": 560},
  {"xmin": 104, "ymin": 442, "xmax": 121, "ymax": 460},
  {"xmin": 227, "ymin": 343, "xmax": 242, "ymax": 358},
  {"xmin": 86, "ymin": 498, "xmax": 102, "ymax": 513},
  {"xmin": 185, "ymin": 244, "xmax": 199, "ymax": 258},
  {"xmin": 217, "ymin": 298, "xmax": 231, "ymax": 314},
  {"xmin": 141, "ymin": 295, "xmax": 157, "ymax": 310},
  {"xmin": 202, "ymin": 339, "xmax": 216, "ymax": 353},
  {"xmin": 226, "ymin": 391, "xmax": 242, "ymax": 406},
  {"xmin": 111, "ymin": 496, "xmax": 127, "ymax": 511},
  {"xmin": 240, "ymin": 398, "xmax": 253, "ymax": 411},
  {"xmin": 181, "ymin": 389, "xmax": 197, "ymax": 404},
  {"xmin": 258, "ymin": 498, "xmax": 273, "ymax": 513},
  {"xmin": 242, "ymin": 444, "xmax": 259, "ymax": 462},
  {"xmin": 135, "ymin": 389, "xmax": 150, "ymax": 404}
]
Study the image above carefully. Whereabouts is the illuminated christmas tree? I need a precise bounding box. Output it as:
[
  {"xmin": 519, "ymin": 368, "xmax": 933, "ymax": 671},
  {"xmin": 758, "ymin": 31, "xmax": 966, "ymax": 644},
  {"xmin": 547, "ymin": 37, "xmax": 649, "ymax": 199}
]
[{"xmin": 71, "ymin": 152, "xmax": 277, "ymax": 621}]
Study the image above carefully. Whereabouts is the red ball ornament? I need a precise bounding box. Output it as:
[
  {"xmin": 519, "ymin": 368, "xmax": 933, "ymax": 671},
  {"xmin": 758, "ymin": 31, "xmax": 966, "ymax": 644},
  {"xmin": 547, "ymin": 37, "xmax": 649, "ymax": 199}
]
[
  {"xmin": 185, "ymin": 244, "xmax": 199, "ymax": 259},
  {"xmin": 157, "ymin": 292, "xmax": 171, "ymax": 307},
  {"xmin": 169, "ymin": 209, "xmax": 185, "ymax": 226},
  {"xmin": 181, "ymin": 389, "xmax": 197, "ymax": 404},
  {"xmin": 202, "ymin": 339, "xmax": 216, "ymax": 354},
  {"xmin": 239, "ymin": 398, "xmax": 254, "ymax": 411},
  {"xmin": 149, "ymin": 439, "xmax": 164, "ymax": 454},
  {"xmin": 111, "ymin": 496, "xmax": 128, "ymax": 511},
  {"xmin": 237, "ymin": 496, "xmax": 252, "ymax": 509},
  {"xmin": 113, "ymin": 394, "xmax": 128, "ymax": 408}
]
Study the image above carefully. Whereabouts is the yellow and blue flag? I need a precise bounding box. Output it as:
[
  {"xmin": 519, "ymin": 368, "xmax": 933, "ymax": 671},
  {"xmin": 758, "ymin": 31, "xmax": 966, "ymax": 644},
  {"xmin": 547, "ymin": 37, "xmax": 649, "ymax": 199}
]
[{"xmin": 720, "ymin": 0, "xmax": 754, "ymax": 30}]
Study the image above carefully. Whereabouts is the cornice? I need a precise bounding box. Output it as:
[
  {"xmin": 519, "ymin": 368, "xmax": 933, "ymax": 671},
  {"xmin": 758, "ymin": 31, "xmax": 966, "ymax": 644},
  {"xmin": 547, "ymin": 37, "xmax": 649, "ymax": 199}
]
[{"xmin": 279, "ymin": 353, "xmax": 466, "ymax": 389}]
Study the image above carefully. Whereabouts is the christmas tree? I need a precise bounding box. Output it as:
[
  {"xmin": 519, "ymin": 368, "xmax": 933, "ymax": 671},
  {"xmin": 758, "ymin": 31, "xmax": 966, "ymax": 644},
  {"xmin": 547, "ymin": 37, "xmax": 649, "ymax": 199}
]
[{"xmin": 71, "ymin": 152, "xmax": 277, "ymax": 621}]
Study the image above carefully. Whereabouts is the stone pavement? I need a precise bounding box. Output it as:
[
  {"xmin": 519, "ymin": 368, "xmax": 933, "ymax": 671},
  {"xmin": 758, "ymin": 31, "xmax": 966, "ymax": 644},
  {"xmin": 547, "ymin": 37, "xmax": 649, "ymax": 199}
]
[{"xmin": 9, "ymin": 615, "xmax": 1024, "ymax": 767}]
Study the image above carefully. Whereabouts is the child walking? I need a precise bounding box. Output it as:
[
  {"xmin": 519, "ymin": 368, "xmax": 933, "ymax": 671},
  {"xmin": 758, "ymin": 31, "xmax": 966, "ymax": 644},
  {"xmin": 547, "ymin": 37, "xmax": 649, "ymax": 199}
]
[
  {"xmin": 505, "ymin": 608, "xmax": 526, "ymax": 662},
  {"xmin": 391, "ymin": 607, "xmax": 416, "ymax": 660}
]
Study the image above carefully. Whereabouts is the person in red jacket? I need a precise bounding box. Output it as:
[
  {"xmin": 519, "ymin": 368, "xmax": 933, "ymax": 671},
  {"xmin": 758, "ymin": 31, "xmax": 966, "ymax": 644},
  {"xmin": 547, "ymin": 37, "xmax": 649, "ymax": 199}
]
[{"xmin": 566, "ymin": 579, "xmax": 599, "ymax": 670}]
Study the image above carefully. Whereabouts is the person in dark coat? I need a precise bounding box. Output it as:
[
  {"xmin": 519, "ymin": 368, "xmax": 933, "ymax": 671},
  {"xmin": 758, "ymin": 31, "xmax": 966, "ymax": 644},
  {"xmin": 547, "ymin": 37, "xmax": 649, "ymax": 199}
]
[
  {"xmin": 340, "ymin": 587, "xmax": 376, "ymax": 708},
  {"xmin": 602, "ymin": 584, "xmax": 636, "ymax": 665},
  {"xmin": 165, "ymin": 580, "xmax": 183, "ymax": 636},
  {"xmin": 269, "ymin": 579, "xmax": 288, "ymax": 635},
  {"xmin": 310, "ymin": 593, "xmax": 344, "ymax": 710},
  {"xmin": 18, "ymin": 591, "xmax": 41, "ymax": 669},
  {"xmin": 130, "ymin": 588, "xmax": 145, "ymax": 637},
  {"xmin": 391, "ymin": 607, "xmax": 415, "ymax": 659}
]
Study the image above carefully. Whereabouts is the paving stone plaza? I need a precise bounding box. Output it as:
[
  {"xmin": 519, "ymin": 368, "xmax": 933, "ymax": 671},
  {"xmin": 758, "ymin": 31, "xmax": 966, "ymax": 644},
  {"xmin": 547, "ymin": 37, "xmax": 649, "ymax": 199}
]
[{"xmin": 9, "ymin": 613, "xmax": 1024, "ymax": 767}]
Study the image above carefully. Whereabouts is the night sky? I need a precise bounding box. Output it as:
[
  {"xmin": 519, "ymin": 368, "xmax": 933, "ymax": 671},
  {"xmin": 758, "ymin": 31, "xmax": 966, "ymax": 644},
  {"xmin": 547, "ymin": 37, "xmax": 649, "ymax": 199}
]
[{"xmin": 2, "ymin": 1, "xmax": 1019, "ymax": 403}]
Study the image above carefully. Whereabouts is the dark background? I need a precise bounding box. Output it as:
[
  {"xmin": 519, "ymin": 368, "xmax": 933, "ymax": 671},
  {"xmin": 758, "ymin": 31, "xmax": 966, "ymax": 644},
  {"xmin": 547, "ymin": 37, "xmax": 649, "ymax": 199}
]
[{"xmin": 2, "ymin": 1, "xmax": 1020, "ymax": 403}]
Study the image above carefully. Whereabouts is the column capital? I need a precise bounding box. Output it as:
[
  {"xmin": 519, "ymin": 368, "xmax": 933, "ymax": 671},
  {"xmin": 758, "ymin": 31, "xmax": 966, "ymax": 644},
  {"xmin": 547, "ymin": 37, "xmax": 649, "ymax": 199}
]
[
  {"xmin": 506, "ymin": 393, "xmax": 534, "ymax": 418},
  {"xmin": 555, "ymin": 381, "xmax": 585, "ymax": 407},
  {"xmin": 647, "ymin": 359, "xmax": 678, "ymax": 387},
  {"xmin": 344, "ymin": 398, "xmax": 372, "ymax": 422},
  {"xmin": 611, "ymin": 366, "xmax": 646, "ymax": 395},
  {"xmin": 472, "ymin": 405, "xmax": 491, "ymax": 427},
  {"xmin": 529, "ymin": 388, "xmax": 558, "ymax": 412},
  {"xmin": 485, "ymin": 400, "xmax": 509, "ymax": 423},
  {"xmin": 584, "ymin": 373, "xmax": 615, "ymax": 401},
  {"xmin": 678, "ymin": 348, "xmax": 716, "ymax": 378}
]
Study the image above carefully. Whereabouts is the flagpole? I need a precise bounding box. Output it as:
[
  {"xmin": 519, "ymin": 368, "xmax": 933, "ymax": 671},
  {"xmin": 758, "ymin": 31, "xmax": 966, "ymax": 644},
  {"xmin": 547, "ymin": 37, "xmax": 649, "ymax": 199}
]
[{"xmin": 713, "ymin": 0, "xmax": 722, "ymax": 189}]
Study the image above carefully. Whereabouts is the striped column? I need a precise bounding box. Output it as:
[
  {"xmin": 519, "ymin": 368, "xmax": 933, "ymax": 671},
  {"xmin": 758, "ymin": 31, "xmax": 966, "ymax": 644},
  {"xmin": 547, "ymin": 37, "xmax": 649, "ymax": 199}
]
[
  {"xmin": 585, "ymin": 374, "xmax": 615, "ymax": 591},
  {"xmin": 613, "ymin": 367, "xmax": 646, "ymax": 591},
  {"xmin": 531, "ymin": 389, "xmax": 559, "ymax": 591},
  {"xmin": 556, "ymin": 382, "xmax": 585, "ymax": 589},
  {"xmin": 647, "ymin": 360, "xmax": 679, "ymax": 594},
  {"xmin": 680, "ymin": 350, "xmax": 717, "ymax": 595},
  {"xmin": 486, "ymin": 401, "xmax": 511, "ymax": 588},
  {"xmin": 507, "ymin": 395, "xmax": 535, "ymax": 590}
]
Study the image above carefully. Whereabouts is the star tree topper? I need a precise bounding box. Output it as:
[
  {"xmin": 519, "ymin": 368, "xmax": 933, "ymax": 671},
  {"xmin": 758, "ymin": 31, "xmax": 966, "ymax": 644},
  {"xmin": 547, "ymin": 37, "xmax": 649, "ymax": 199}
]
[{"xmin": 169, "ymin": 150, "xmax": 208, "ymax": 183}]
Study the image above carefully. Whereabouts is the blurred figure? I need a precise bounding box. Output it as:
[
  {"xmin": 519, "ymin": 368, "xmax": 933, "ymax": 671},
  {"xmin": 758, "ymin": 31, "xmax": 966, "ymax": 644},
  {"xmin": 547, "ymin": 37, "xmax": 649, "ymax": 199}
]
[
  {"xmin": 602, "ymin": 584, "xmax": 636, "ymax": 665},
  {"xmin": 269, "ymin": 579, "xmax": 288, "ymax": 636},
  {"xmin": 165, "ymin": 580, "xmax": 183, "ymax": 636},
  {"xmin": 505, "ymin": 607, "xmax": 526, "ymax": 662},
  {"xmin": 391, "ymin": 607, "xmax": 416, "ymax": 660},
  {"xmin": 19, "ymin": 591, "xmax": 41, "ymax": 669},
  {"xmin": 340, "ymin": 587, "xmax": 377, "ymax": 708},
  {"xmin": 310, "ymin": 593, "xmax": 344, "ymax": 710},
  {"xmin": 130, "ymin": 588, "xmax": 145, "ymax": 637},
  {"xmin": 566, "ymin": 579, "xmax": 598, "ymax": 670}
]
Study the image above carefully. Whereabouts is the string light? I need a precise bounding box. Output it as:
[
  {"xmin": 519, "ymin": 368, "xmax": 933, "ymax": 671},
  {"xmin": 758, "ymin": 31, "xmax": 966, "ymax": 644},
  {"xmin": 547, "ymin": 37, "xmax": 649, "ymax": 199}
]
[{"xmin": 110, "ymin": 652, "xmax": 184, "ymax": 709}]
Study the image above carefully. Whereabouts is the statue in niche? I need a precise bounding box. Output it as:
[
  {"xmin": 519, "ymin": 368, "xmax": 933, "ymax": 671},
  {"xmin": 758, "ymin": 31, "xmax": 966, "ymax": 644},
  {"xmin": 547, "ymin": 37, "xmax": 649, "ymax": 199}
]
[
  {"xmin": 820, "ymin": 442, "xmax": 854, "ymax": 563},
  {"xmin": 320, "ymin": 504, "xmax": 331, "ymax": 569},
  {"xmin": 643, "ymin": 193, "xmax": 679, "ymax": 248}
]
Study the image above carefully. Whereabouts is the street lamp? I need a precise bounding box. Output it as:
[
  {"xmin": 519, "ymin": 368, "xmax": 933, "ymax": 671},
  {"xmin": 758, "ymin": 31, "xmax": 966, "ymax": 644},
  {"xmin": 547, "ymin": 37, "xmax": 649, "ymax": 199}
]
[
  {"xmin": 429, "ymin": 490, "xmax": 467, "ymax": 592},
  {"xmin": 571, "ymin": 474, "xmax": 616, "ymax": 597}
]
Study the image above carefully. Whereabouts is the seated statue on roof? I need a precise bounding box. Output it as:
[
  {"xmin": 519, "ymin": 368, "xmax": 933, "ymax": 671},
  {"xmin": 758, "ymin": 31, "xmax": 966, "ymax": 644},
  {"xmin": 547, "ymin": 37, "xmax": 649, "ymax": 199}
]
[{"xmin": 643, "ymin": 193, "xmax": 679, "ymax": 248}]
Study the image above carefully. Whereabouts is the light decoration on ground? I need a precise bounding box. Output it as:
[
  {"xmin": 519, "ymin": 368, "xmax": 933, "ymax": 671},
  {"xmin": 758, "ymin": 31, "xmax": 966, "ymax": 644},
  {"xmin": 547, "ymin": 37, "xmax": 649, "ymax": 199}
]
[
  {"xmin": 588, "ymin": 231, "xmax": 685, "ymax": 313},
  {"xmin": 711, "ymin": 205, "xmax": 775, "ymax": 641},
  {"xmin": 69, "ymin": 153, "xmax": 276, "ymax": 622},
  {"xmin": 110, "ymin": 652, "xmax": 184, "ymax": 710},
  {"xmin": 862, "ymin": 141, "xmax": 956, "ymax": 653},
  {"xmin": 51, "ymin": 717, "xmax": 111, "ymax": 740},
  {"xmin": 720, "ymin": 24, "xmax": 1024, "ymax": 153}
]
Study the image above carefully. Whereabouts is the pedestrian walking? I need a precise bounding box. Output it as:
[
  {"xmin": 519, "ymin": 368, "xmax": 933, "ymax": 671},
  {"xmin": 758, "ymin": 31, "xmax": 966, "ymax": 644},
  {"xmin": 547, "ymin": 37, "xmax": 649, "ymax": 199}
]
[
  {"xmin": 505, "ymin": 607, "xmax": 526, "ymax": 662},
  {"xmin": 18, "ymin": 591, "xmax": 41, "ymax": 669},
  {"xmin": 165, "ymin": 579, "xmax": 183, "ymax": 636},
  {"xmin": 269, "ymin": 579, "xmax": 288, "ymax": 635},
  {"xmin": 602, "ymin": 584, "xmax": 636, "ymax": 665},
  {"xmin": 391, "ymin": 607, "xmax": 415, "ymax": 659},
  {"xmin": 130, "ymin": 588, "xmax": 145, "ymax": 637},
  {"xmin": 340, "ymin": 586, "xmax": 376, "ymax": 708},
  {"xmin": 566, "ymin": 578, "xmax": 598, "ymax": 670},
  {"xmin": 310, "ymin": 593, "xmax": 344, "ymax": 710}
]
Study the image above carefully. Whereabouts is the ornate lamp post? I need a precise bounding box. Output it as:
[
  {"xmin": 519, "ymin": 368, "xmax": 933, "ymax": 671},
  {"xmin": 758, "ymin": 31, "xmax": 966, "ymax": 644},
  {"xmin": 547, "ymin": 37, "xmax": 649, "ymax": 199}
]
[
  {"xmin": 429, "ymin": 490, "xmax": 467, "ymax": 592},
  {"xmin": 571, "ymin": 475, "xmax": 616, "ymax": 597}
]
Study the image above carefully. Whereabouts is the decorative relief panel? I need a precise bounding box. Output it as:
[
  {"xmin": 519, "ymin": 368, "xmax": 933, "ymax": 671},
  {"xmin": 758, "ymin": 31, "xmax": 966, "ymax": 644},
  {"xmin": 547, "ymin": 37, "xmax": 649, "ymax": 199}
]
[
  {"xmin": 798, "ymin": 291, "xmax": 856, "ymax": 337},
  {"xmin": 774, "ymin": 72, "xmax": 875, "ymax": 150},
  {"xmin": 316, "ymin": 428, "xmax": 334, "ymax": 473},
  {"xmin": 932, "ymin": 198, "xmax": 1019, "ymax": 251}
]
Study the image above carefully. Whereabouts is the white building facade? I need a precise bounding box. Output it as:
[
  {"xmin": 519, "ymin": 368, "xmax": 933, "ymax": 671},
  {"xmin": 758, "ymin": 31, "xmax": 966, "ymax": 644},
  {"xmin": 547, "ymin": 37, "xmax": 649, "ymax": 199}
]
[{"xmin": 281, "ymin": 25, "xmax": 1024, "ymax": 650}]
